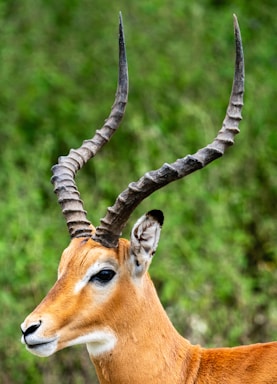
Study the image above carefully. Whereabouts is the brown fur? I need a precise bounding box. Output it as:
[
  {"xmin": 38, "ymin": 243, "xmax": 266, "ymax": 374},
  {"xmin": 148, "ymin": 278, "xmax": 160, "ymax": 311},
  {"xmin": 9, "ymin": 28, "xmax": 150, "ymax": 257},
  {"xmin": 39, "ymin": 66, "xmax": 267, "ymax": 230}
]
[{"xmin": 22, "ymin": 237, "xmax": 277, "ymax": 383}]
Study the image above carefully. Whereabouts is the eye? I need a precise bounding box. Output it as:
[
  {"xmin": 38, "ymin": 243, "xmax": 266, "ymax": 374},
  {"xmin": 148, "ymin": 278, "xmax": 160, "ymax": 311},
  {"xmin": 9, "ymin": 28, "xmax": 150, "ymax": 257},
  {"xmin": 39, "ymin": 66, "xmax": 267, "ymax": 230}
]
[{"xmin": 89, "ymin": 269, "xmax": 116, "ymax": 285}]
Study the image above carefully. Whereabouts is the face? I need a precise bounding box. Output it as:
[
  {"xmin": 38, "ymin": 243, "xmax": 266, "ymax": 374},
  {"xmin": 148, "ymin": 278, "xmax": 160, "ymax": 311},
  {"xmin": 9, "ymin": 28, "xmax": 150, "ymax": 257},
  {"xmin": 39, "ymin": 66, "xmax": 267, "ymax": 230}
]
[
  {"xmin": 21, "ymin": 237, "xmax": 131, "ymax": 357},
  {"xmin": 21, "ymin": 211, "xmax": 163, "ymax": 358}
]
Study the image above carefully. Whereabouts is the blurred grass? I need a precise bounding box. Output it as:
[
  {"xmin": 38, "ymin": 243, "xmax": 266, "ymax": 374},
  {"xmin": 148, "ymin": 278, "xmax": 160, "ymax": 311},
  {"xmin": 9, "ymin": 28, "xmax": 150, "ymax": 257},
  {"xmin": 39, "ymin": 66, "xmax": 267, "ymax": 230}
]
[{"xmin": 0, "ymin": 0, "xmax": 276, "ymax": 383}]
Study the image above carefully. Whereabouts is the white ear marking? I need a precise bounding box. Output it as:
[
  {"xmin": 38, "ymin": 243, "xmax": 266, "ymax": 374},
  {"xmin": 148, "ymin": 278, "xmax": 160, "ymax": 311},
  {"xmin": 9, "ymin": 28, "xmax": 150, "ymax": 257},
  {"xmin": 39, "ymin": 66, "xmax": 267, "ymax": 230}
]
[{"xmin": 130, "ymin": 210, "xmax": 163, "ymax": 277}]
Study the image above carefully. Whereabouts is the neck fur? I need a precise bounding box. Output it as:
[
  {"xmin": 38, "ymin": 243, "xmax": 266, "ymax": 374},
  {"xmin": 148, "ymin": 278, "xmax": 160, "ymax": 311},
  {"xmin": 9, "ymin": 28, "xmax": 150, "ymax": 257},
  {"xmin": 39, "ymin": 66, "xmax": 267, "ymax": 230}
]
[{"xmin": 89, "ymin": 276, "xmax": 201, "ymax": 384}]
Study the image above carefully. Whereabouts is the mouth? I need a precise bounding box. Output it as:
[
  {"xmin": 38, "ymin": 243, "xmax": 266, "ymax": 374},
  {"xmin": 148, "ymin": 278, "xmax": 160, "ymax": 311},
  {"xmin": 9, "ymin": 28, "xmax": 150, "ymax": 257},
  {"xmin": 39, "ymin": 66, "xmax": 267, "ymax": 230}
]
[{"xmin": 21, "ymin": 335, "xmax": 58, "ymax": 357}]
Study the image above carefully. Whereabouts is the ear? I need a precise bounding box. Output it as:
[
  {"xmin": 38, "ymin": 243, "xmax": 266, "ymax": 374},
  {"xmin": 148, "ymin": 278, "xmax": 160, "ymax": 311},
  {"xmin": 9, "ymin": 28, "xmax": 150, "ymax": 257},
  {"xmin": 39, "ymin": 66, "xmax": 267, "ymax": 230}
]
[{"xmin": 129, "ymin": 210, "xmax": 164, "ymax": 278}]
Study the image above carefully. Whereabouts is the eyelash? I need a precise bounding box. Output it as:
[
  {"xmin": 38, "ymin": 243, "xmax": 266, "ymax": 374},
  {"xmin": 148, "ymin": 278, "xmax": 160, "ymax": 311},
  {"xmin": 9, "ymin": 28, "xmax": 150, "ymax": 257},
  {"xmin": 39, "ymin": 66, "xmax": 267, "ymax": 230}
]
[{"xmin": 89, "ymin": 269, "xmax": 116, "ymax": 285}]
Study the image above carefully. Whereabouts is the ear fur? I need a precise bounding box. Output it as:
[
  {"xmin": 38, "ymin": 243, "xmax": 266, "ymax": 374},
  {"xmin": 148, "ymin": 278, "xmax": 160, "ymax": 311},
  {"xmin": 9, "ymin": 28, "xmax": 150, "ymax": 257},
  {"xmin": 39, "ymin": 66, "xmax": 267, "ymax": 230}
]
[{"xmin": 129, "ymin": 210, "xmax": 164, "ymax": 278}]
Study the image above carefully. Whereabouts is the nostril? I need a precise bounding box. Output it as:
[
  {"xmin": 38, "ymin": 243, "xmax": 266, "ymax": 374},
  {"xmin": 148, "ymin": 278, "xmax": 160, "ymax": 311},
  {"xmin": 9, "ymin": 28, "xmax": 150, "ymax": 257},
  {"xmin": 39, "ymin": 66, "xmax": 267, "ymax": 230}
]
[{"xmin": 23, "ymin": 321, "xmax": 42, "ymax": 337}]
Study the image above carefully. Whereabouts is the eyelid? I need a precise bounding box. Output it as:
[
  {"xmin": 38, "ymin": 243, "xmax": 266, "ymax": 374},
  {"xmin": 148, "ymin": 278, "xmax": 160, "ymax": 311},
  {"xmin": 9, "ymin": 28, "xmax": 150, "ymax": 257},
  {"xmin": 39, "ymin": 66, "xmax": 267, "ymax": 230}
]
[{"xmin": 89, "ymin": 269, "xmax": 116, "ymax": 284}]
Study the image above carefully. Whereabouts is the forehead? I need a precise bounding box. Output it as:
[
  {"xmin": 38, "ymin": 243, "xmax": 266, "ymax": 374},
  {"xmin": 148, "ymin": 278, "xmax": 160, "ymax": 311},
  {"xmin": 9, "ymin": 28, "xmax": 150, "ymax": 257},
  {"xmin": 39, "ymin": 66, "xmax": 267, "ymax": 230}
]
[{"xmin": 58, "ymin": 237, "xmax": 129, "ymax": 274}]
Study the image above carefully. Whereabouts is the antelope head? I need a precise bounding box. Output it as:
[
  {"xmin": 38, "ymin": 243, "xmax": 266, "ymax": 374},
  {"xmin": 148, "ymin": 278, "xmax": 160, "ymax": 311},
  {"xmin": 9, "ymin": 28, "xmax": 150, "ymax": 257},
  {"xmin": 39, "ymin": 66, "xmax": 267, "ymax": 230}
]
[{"xmin": 21, "ymin": 13, "xmax": 244, "ymax": 377}]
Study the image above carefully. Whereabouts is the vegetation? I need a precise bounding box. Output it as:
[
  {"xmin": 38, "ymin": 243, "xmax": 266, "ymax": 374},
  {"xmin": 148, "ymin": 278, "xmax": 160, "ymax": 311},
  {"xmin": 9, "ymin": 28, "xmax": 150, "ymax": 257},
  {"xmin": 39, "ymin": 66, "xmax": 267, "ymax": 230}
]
[{"xmin": 0, "ymin": 0, "xmax": 276, "ymax": 383}]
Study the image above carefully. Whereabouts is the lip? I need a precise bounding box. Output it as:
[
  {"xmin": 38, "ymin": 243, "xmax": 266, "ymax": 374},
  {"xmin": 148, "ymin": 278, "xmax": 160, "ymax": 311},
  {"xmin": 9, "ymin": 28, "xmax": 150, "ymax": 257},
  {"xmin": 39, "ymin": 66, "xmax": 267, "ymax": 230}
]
[
  {"xmin": 22, "ymin": 335, "xmax": 58, "ymax": 357},
  {"xmin": 26, "ymin": 339, "xmax": 55, "ymax": 349},
  {"xmin": 21, "ymin": 333, "xmax": 57, "ymax": 346}
]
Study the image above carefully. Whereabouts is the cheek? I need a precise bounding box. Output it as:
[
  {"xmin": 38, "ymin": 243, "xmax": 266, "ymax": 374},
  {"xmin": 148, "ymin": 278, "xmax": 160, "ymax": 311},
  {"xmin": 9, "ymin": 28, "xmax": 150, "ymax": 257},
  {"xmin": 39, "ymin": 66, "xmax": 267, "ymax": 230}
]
[
  {"xmin": 99, "ymin": 280, "xmax": 138, "ymax": 320},
  {"xmin": 92, "ymin": 286, "xmax": 116, "ymax": 306},
  {"xmin": 74, "ymin": 283, "xmax": 118, "ymax": 320}
]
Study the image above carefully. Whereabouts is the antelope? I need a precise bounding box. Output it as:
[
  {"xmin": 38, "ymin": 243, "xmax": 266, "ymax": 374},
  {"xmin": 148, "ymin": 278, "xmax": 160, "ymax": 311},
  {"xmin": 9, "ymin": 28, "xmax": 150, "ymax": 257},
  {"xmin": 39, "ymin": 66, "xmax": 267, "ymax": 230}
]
[{"xmin": 21, "ymin": 13, "xmax": 277, "ymax": 384}]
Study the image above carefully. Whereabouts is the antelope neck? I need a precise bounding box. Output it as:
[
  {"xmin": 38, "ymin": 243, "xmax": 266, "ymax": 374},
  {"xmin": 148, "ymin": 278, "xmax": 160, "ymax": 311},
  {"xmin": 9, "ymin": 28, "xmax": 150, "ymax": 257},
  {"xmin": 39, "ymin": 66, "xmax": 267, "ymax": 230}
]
[{"xmin": 89, "ymin": 277, "xmax": 201, "ymax": 384}]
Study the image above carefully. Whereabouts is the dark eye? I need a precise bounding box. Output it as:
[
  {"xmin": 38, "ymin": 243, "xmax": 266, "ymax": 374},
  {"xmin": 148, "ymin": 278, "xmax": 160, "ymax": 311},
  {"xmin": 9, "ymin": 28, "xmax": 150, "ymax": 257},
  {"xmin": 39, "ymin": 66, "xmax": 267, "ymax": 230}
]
[{"xmin": 89, "ymin": 269, "xmax": 116, "ymax": 285}]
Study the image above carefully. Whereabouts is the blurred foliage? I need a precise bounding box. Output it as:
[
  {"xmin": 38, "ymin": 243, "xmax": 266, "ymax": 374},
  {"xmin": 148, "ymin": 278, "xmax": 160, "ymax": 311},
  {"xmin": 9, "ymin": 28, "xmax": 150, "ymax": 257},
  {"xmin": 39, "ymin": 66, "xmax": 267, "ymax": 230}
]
[{"xmin": 0, "ymin": 0, "xmax": 276, "ymax": 383}]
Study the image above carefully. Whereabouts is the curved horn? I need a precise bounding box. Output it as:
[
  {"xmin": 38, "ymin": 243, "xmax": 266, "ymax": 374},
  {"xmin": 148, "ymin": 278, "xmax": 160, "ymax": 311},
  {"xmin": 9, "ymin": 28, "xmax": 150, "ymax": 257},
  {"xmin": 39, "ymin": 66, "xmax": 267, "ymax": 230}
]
[
  {"xmin": 51, "ymin": 13, "xmax": 128, "ymax": 239},
  {"xmin": 92, "ymin": 14, "xmax": 244, "ymax": 248}
]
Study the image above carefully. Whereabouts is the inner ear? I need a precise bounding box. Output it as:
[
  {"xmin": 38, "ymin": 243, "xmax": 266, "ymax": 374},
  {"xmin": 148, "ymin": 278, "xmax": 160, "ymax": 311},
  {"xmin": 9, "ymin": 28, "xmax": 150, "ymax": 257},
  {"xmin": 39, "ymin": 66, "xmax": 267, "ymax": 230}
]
[{"xmin": 129, "ymin": 210, "xmax": 164, "ymax": 278}]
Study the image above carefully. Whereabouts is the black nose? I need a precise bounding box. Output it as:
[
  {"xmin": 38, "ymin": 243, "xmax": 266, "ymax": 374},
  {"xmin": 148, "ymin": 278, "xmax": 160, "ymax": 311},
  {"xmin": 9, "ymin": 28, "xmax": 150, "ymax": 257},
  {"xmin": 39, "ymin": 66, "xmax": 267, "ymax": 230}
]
[{"xmin": 22, "ymin": 321, "xmax": 41, "ymax": 337}]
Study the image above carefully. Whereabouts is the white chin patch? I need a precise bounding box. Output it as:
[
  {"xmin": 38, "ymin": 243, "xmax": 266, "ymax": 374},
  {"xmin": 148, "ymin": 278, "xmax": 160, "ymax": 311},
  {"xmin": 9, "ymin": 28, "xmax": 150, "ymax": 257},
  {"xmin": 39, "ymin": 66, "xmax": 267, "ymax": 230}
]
[
  {"xmin": 25, "ymin": 338, "xmax": 58, "ymax": 357},
  {"xmin": 22, "ymin": 329, "xmax": 116, "ymax": 358},
  {"xmin": 84, "ymin": 329, "xmax": 117, "ymax": 357}
]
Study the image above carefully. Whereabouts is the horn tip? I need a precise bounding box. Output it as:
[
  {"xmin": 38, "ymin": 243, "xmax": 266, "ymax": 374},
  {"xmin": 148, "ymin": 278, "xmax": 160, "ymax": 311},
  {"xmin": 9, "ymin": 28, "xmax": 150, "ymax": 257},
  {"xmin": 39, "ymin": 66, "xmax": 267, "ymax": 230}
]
[{"xmin": 233, "ymin": 14, "xmax": 240, "ymax": 32}]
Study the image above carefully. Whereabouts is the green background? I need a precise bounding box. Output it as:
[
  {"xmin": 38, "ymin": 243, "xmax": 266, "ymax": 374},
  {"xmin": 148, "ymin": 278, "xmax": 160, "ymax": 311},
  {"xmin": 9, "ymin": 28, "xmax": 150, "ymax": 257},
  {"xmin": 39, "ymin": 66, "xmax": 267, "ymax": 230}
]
[{"xmin": 0, "ymin": 0, "xmax": 276, "ymax": 383}]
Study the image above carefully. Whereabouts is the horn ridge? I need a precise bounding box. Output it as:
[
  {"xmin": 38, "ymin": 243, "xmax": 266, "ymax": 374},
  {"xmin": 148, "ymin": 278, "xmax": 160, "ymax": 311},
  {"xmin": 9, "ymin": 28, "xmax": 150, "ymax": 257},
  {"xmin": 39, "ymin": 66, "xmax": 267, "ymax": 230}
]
[
  {"xmin": 51, "ymin": 13, "xmax": 128, "ymax": 239},
  {"xmin": 93, "ymin": 15, "xmax": 244, "ymax": 248}
]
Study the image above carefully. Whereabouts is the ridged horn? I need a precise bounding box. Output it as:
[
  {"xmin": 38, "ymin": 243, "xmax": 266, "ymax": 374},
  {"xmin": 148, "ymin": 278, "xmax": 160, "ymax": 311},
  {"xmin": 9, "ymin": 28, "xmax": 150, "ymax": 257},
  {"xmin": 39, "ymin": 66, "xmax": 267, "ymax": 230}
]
[
  {"xmin": 51, "ymin": 12, "xmax": 128, "ymax": 239},
  {"xmin": 92, "ymin": 14, "xmax": 244, "ymax": 248}
]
